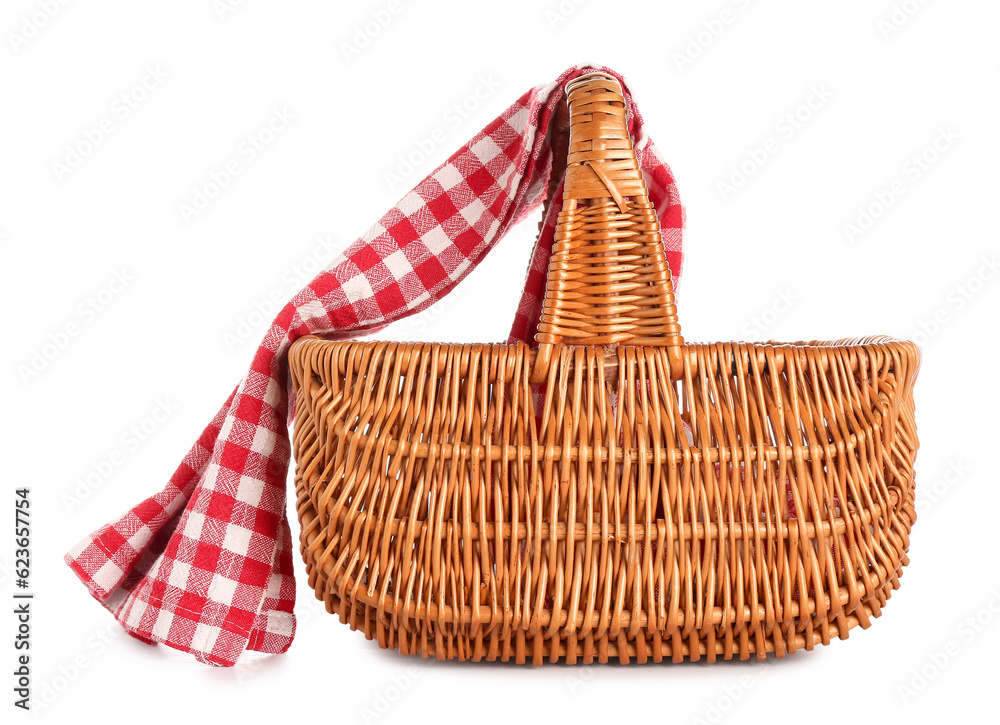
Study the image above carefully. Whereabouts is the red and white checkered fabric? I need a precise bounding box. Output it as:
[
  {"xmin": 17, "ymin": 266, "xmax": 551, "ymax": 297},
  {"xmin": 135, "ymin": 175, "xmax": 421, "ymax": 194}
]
[{"xmin": 64, "ymin": 64, "xmax": 685, "ymax": 666}]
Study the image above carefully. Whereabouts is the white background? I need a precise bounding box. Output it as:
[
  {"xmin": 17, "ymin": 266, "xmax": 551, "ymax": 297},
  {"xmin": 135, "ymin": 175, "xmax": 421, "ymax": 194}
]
[{"xmin": 2, "ymin": 0, "xmax": 998, "ymax": 722}]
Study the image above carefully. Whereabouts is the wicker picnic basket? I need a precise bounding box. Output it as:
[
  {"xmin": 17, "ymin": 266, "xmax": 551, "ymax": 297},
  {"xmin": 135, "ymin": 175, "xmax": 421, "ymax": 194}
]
[{"xmin": 288, "ymin": 73, "xmax": 920, "ymax": 664}]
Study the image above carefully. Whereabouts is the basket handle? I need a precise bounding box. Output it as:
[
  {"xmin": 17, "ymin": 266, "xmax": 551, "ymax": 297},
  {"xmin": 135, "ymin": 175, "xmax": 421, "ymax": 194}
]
[{"xmin": 532, "ymin": 72, "xmax": 684, "ymax": 381}]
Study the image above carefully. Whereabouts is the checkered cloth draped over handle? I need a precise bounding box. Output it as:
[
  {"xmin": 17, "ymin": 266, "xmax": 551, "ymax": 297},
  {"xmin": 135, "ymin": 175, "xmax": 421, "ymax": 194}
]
[{"xmin": 64, "ymin": 64, "xmax": 685, "ymax": 666}]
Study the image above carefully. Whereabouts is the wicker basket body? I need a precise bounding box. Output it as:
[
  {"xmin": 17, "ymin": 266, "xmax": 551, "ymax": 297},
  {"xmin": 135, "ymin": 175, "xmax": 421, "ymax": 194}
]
[{"xmin": 288, "ymin": 74, "xmax": 920, "ymax": 663}]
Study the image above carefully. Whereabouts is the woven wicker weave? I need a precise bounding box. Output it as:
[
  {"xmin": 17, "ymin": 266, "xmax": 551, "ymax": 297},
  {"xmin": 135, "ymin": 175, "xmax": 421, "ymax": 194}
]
[{"xmin": 288, "ymin": 73, "xmax": 920, "ymax": 664}]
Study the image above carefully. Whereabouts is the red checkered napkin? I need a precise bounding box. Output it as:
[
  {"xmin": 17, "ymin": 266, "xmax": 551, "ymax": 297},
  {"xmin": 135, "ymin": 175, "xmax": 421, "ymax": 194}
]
[{"xmin": 65, "ymin": 64, "xmax": 685, "ymax": 666}]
